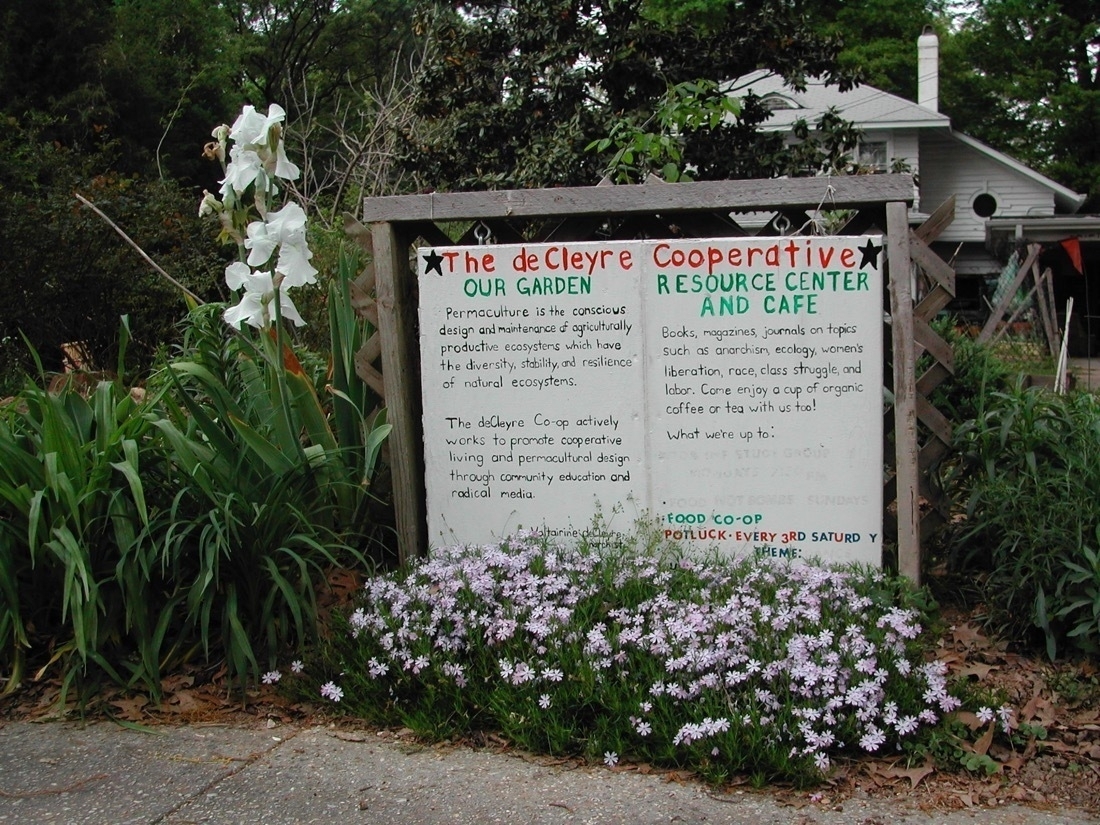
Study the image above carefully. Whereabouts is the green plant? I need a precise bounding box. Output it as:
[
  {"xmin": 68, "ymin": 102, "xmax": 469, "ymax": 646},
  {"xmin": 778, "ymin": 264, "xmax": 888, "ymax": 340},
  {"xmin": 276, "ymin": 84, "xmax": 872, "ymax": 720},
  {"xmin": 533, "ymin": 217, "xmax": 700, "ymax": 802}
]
[
  {"xmin": 587, "ymin": 80, "xmax": 741, "ymax": 183},
  {"xmin": 140, "ymin": 103, "xmax": 394, "ymax": 689},
  {"xmin": 1056, "ymin": 534, "xmax": 1100, "ymax": 654},
  {"xmin": 288, "ymin": 521, "xmax": 961, "ymax": 787},
  {"xmin": 924, "ymin": 318, "xmax": 1015, "ymax": 426},
  {"xmin": 0, "ymin": 322, "xmax": 175, "ymax": 699},
  {"xmin": 1045, "ymin": 663, "xmax": 1100, "ymax": 707},
  {"xmin": 946, "ymin": 383, "xmax": 1100, "ymax": 657},
  {"xmin": 0, "ymin": 103, "xmax": 394, "ymax": 702}
]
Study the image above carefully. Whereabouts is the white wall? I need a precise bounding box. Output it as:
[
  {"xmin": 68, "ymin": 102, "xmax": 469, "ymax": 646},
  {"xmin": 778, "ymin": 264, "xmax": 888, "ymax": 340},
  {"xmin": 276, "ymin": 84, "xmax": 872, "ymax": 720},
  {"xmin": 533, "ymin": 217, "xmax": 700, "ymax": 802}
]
[{"xmin": 918, "ymin": 131, "xmax": 1055, "ymax": 244}]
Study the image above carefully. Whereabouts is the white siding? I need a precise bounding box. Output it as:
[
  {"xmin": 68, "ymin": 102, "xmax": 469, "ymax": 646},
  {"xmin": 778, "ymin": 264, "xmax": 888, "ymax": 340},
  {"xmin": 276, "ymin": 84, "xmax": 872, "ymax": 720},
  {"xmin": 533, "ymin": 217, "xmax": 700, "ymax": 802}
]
[
  {"xmin": 918, "ymin": 131, "xmax": 1055, "ymax": 244},
  {"xmin": 888, "ymin": 132, "xmax": 920, "ymax": 175}
]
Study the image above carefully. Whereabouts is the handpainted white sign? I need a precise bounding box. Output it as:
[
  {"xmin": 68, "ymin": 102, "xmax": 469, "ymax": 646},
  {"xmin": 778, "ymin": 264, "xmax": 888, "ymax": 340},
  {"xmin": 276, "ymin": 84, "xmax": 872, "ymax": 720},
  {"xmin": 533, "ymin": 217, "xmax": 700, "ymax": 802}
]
[{"xmin": 418, "ymin": 236, "xmax": 884, "ymax": 564}]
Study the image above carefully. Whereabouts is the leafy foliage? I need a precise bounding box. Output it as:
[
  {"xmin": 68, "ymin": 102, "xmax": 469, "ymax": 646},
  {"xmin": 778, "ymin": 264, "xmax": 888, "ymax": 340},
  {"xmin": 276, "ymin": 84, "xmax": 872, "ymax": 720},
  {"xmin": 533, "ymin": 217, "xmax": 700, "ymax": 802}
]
[
  {"xmin": 945, "ymin": 0, "xmax": 1100, "ymax": 207},
  {"xmin": 0, "ymin": 325, "xmax": 169, "ymax": 699},
  {"xmin": 587, "ymin": 80, "xmax": 742, "ymax": 184},
  {"xmin": 924, "ymin": 319, "xmax": 1015, "ymax": 426},
  {"xmin": 946, "ymin": 384, "xmax": 1100, "ymax": 658},
  {"xmin": 0, "ymin": 248, "xmax": 391, "ymax": 699},
  {"xmin": 401, "ymin": 0, "xmax": 859, "ymax": 190},
  {"xmin": 228, "ymin": 0, "xmax": 416, "ymax": 115},
  {"xmin": 0, "ymin": 115, "xmax": 230, "ymax": 392}
]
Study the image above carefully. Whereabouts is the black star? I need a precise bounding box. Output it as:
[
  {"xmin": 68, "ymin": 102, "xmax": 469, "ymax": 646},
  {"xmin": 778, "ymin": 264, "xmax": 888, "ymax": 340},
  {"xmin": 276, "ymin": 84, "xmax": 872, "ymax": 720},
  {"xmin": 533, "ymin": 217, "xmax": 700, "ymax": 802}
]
[
  {"xmin": 858, "ymin": 238, "xmax": 883, "ymax": 270},
  {"xmin": 423, "ymin": 249, "xmax": 444, "ymax": 276}
]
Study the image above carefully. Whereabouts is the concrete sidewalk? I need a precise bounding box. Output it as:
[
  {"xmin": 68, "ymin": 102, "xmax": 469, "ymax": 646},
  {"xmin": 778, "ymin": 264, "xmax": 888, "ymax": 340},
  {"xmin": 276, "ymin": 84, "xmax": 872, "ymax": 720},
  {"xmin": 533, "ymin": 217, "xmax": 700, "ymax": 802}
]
[{"xmin": 0, "ymin": 720, "xmax": 1096, "ymax": 825}]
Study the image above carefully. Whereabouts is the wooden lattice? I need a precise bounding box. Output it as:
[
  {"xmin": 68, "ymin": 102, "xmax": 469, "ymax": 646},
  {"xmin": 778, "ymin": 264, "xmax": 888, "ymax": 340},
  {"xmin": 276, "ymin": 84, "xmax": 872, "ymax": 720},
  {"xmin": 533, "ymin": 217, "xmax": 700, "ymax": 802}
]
[{"xmin": 882, "ymin": 199, "xmax": 959, "ymax": 573}]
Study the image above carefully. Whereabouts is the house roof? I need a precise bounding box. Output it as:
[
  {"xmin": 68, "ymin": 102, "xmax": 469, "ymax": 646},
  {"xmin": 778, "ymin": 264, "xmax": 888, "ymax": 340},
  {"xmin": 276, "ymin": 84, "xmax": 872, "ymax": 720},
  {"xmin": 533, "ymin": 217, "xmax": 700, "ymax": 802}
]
[
  {"xmin": 728, "ymin": 70, "xmax": 1087, "ymax": 215},
  {"xmin": 986, "ymin": 215, "xmax": 1100, "ymax": 245},
  {"xmin": 949, "ymin": 131, "xmax": 1087, "ymax": 214},
  {"xmin": 727, "ymin": 70, "xmax": 950, "ymax": 132}
]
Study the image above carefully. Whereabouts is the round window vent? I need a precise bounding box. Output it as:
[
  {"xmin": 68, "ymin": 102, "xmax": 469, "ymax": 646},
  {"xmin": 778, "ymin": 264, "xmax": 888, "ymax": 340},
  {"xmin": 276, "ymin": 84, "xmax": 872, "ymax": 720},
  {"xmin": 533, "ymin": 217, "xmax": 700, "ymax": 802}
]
[{"xmin": 973, "ymin": 193, "xmax": 998, "ymax": 218}]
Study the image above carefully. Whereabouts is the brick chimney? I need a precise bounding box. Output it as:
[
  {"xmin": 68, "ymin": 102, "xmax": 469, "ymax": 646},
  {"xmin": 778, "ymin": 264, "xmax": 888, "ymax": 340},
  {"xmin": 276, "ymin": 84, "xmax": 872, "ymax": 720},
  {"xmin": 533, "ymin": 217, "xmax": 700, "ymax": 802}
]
[{"xmin": 918, "ymin": 26, "xmax": 939, "ymax": 112}]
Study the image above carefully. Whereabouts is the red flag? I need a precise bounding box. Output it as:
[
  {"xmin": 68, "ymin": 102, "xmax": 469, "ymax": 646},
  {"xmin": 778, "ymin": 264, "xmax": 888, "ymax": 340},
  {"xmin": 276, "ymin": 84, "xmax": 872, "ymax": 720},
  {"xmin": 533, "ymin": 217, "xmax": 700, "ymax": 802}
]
[{"xmin": 1061, "ymin": 237, "xmax": 1084, "ymax": 274}]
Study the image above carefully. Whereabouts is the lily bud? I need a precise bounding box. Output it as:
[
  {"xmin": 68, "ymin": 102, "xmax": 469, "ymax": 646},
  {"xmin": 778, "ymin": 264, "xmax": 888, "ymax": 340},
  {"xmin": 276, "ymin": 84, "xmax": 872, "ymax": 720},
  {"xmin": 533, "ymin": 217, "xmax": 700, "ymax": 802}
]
[{"xmin": 198, "ymin": 189, "xmax": 221, "ymax": 217}]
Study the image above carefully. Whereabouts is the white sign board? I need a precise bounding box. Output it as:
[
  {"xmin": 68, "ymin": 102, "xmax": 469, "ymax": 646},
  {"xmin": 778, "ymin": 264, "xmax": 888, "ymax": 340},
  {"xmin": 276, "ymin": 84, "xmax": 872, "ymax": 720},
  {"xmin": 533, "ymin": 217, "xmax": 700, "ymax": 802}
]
[{"xmin": 418, "ymin": 236, "xmax": 884, "ymax": 564}]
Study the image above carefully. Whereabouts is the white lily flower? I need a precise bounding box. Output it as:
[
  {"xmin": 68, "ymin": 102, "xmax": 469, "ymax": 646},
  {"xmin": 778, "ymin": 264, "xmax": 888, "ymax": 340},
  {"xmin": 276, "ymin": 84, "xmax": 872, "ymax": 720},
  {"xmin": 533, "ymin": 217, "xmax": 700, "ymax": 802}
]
[
  {"xmin": 223, "ymin": 263, "xmax": 305, "ymax": 328},
  {"xmin": 220, "ymin": 146, "xmax": 267, "ymax": 198},
  {"xmin": 275, "ymin": 242, "xmax": 318, "ymax": 287},
  {"xmin": 224, "ymin": 261, "xmax": 252, "ymax": 291},
  {"xmin": 263, "ymin": 203, "xmax": 316, "ymax": 286},
  {"xmin": 267, "ymin": 139, "xmax": 300, "ymax": 181},
  {"xmin": 229, "ymin": 104, "xmax": 286, "ymax": 150},
  {"xmin": 244, "ymin": 220, "xmax": 277, "ymax": 267},
  {"xmin": 198, "ymin": 189, "xmax": 221, "ymax": 217},
  {"xmin": 263, "ymin": 202, "xmax": 308, "ymax": 244}
]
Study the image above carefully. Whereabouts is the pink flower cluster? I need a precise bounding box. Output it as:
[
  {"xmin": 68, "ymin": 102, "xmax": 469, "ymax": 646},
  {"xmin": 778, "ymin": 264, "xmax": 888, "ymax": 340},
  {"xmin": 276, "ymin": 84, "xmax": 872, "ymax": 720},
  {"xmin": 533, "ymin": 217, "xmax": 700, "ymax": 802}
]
[{"xmin": 345, "ymin": 530, "xmax": 961, "ymax": 774}]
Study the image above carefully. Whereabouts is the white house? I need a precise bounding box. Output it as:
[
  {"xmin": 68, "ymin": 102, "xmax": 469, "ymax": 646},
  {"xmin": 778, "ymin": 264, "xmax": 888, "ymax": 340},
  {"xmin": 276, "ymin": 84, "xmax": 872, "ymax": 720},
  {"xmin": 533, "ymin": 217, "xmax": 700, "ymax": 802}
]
[{"xmin": 731, "ymin": 31, "xmax": 1100, "ymax": 347}]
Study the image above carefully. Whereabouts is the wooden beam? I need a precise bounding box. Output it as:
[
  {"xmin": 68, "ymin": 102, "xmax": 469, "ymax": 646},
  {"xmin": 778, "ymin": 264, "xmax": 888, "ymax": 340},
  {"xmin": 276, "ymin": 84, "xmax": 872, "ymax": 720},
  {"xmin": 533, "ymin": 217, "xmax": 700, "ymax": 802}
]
[
  {"xmin": 362, "ymin": 176, "xmax": 916, "ymax": 223},
  {"xmin": 914, "ymin": 283, "xmax": 955, "ymax": 322},
  {"xmin": 991, "ymin": 269, "xmax": 1051, "ymax": 345},
  {"xmin": 358, "ymin": 331, "xmax": 382, "ymax": 366},
  {"xmin": 404, "ymin": 220, "xmax": 455, "ymax": 248},
  {"xmin": 916, "ymin": 360, "xmax": 953, "ymax": 397},
  {"xmin": 372, "ymin": 222, "xmax": 426, "ymax": 565},
  {"xmin": 914, "ymin": 196, "xmax": 956, "ymax": 245},
  {"xmin": 887, "ymin": 201, "xmax": 921, "ymax": 584},
  {"xmin": 916, "ymin": 394, "xmax": 953, "ymax": 447},
  {"xmin": 1032, "ymin": 268, "xmax": 1060, "ymax": 357},
  {"xmin": 978, "ymin": 244, "xmax": 1041, "ymax": 343},
  {"xmin": 913, "ymin": 316, "xmax": 954, "ymax": 370},
  {"xmin": 909, "ymin": 233, "xmax": 955, "ymax": 293},
  {"xmin": 354, "ymin": 349, "xmax": 386, "ymax": 398}
]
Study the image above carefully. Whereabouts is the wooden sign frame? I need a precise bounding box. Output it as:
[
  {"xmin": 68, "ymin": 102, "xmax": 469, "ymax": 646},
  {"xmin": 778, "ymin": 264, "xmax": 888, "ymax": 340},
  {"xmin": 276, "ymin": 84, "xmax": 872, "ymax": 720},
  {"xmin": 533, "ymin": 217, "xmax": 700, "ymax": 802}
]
[{"xmin": 350, "ymin": 175, "xmax": 956, "ymax": 583}]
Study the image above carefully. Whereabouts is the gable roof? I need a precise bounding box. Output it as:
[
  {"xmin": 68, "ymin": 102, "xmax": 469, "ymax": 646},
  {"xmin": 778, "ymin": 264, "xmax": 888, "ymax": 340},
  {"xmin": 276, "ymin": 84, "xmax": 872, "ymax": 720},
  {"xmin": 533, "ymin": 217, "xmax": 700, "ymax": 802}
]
[
  {"xmin": 948, "ymin": 131, "xmax": 1087, "ymax": 213},
  {"xmin": 728, "ymin": 70, "xmax": 1086, "ymax": 214},
  {"xmin": 728, "ymin": 70, "xmax": 950, "ymax": 132}
]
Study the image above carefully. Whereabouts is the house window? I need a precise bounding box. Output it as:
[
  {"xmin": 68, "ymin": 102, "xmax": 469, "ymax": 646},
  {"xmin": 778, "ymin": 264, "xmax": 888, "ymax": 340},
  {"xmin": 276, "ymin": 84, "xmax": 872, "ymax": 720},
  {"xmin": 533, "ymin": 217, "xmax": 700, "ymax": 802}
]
[
  {"xmin": 760, "ymin": 93, "xmax": 799, "ymax": 112},
  {"xmin": 854, "ymin": 141, "xmax": 888, "ymax": 172},
  {"xmin": 972, "ymin": 192, "xmax": 998, "ymax": 218}
]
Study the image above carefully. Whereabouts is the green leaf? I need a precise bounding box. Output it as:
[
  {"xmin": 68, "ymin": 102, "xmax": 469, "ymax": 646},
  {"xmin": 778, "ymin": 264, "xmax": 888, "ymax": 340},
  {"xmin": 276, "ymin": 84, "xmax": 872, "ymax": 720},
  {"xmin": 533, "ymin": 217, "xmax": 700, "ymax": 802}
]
[{"xmin": 225, "ymin": 412, "xmax": 296, "ymax": 475}]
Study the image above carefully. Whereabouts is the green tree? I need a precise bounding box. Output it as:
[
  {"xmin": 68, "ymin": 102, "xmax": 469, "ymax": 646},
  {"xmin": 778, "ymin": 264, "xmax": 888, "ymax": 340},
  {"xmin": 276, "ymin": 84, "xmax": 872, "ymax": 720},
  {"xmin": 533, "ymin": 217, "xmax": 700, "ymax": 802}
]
[
  {"xmin": 400, "ymin": 0, "xmax": 861, "ymax": 190},
  {"xmin": 226, "ymin": 0, "xmax": 416, "ymax": 116},
  {"xmin": 946, "ymin": 0, "xmax": 1100, "ymax": 206},
  {"xmin": 0, "ymin": 0, "xmax": 115, "ymax": 147},
  {"xmin": 824, "ymin": 0, "xmax": 949, "ymax": 100},
  {"xmin": 646, "ymin": 0, "xmax": 952, "ymax": 99},
  {"xmin": 97, "ymin": 0, "xmax": 245, "ymax": 184},
  {"xmin": 0, "ymin": 116, "xmax": 229, "ymax": 386}
]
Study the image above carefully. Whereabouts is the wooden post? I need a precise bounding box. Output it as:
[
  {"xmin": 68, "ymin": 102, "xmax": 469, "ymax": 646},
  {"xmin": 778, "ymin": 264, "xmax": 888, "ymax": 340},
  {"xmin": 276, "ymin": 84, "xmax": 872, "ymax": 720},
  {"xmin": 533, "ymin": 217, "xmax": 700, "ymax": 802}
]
[
  {"xmin": 887, "ymin": 201, "xmax": 921, "ymax": 584},
  {"xmin": 372, "ymin": 221, "xmax": 426, "ymax": 566}
]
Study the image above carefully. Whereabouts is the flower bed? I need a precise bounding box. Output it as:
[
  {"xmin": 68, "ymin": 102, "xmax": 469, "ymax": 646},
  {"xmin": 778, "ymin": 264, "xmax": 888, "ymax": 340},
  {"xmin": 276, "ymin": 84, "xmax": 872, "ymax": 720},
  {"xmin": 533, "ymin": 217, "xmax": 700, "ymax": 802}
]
[{"xmin": 298, "ymin": 526, "xmax": 961, "ymax": 785}]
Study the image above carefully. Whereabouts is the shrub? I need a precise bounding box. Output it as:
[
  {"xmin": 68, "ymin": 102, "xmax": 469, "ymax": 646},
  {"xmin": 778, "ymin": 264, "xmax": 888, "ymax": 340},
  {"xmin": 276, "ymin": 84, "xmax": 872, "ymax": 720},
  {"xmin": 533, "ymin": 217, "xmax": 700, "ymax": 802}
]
[
  {"xmin": 946, "ymin": 384, "xmax": 1100, "ymax": 657},
  {"xmin": 0, "ymin": 298, "xmax": 390, "ymax": 699},
  {"xmin": 0, "ymin": 102, "xmax": 394, "ymax": 701},
  {"xmin": 299, "ymin": 525, "xmax": 959, "ymax": 786},
  {"xmin": 0, "ymin": 114, "xmax": 228, "ymax": 386},
  {"xmin": 924, "ymin": 318, "xmax": 1015, "ymax": 426}
]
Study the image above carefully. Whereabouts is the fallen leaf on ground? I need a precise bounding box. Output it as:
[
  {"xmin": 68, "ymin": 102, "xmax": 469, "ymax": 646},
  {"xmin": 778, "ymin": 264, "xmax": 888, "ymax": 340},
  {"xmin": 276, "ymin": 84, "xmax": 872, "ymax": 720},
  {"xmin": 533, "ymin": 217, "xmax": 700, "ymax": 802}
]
[
  {"xmin": 876, "ymin": 761, "xmax": 935, "ymax": 788},
  {"xmin": 108, "ymin": 694, "xmax": 149, "ymax": 721},
  {"xmin": 958, "ymin": 662, "xmax": 996, "ymax": 679},
  {"xmin": 168, "ymin": 690, "xmax": 210, "ymax": 714}
]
